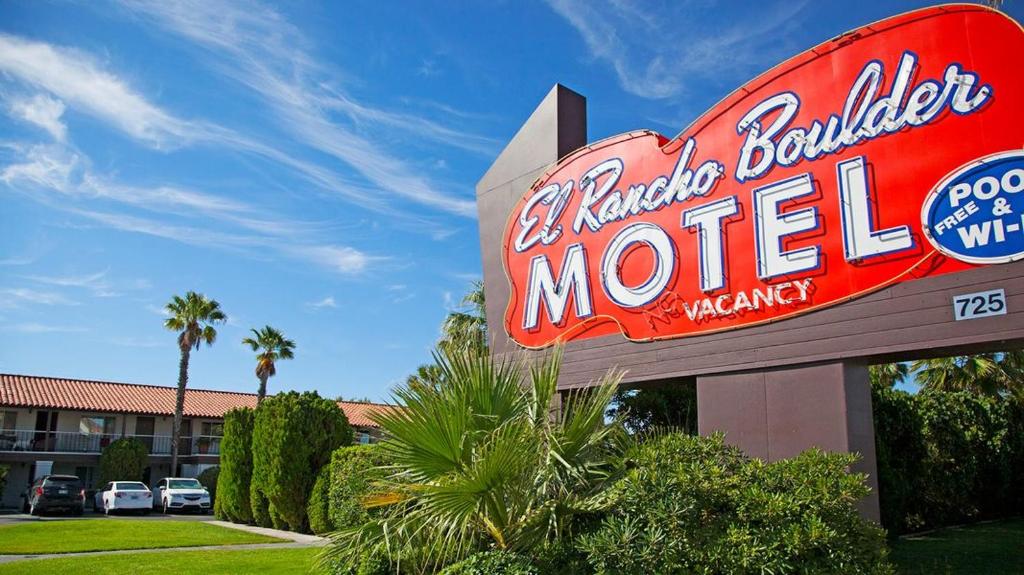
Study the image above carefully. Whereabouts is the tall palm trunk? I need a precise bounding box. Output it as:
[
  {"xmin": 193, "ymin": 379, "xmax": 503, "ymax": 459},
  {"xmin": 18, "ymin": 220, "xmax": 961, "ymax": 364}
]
[
  {"xmin": 257, "ymin": 374, "xmax": 268, "ymax": 405},
  {"xmin": 171, "ymin": 345, "xmax": 191, "ymax": 474}
]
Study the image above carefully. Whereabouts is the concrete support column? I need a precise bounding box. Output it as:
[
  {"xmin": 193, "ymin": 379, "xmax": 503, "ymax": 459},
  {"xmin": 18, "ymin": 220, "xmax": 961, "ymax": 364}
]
[{"xmin": 696, "ymin": 361, "xmax": 880, "ymax": 522}]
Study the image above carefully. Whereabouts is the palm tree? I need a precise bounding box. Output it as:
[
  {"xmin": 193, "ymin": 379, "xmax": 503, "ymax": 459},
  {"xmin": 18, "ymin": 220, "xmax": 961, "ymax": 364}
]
[
  {"xmin": 869, "ymin": 362, "xmax": 910, "ymax": 389},
  {"xmin": 164, "ymin": 291, "xmax": 226, "ymax": 473},
  {"xmin": 242, "ymin": 326, "xmax": 296, "ymax": 404},
  {"xmin": 440, "ymin": 281, "xmax": 487, "ymax": 352},
  {"xmin": 325, "ymin": 345, "xmax": 627, "ymax": 571},
  {"xmin": 911, "ymin": 354, "xmax": 1003, "ymax": 396}
]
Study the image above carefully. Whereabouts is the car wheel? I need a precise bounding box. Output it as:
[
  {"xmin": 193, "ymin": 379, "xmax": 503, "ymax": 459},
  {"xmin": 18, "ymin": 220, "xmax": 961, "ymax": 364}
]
[{"xmin": 143, "ymin": 508, "xmax": 151, "ymax": 516}]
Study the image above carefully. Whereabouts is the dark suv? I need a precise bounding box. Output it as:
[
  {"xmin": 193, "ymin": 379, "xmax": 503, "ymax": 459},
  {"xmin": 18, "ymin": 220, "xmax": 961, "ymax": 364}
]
[{"xmin": 22, "ymin": 475, "xmax": 85, "ymax": 516}]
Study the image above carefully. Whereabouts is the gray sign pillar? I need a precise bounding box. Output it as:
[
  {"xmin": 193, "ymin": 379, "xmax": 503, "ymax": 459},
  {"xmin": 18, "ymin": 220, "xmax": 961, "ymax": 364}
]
[{"xmin": 697, "ymin": 362, "xmax": 881, "ymax": 522}]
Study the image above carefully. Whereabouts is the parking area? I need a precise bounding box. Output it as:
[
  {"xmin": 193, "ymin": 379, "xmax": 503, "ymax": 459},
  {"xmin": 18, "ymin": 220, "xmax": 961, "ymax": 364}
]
[{"xmin": 0, "ymin": 510, "xmax": 214, "ymax": 526}]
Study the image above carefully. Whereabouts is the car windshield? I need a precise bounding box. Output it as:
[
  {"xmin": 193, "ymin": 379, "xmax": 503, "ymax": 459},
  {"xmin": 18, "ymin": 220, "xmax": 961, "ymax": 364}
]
[
  {"xmin": 44, "ymin": 477, "xmax": 81, "ymax": 487},
  {"xmin": 167, "ymin": 479, "xmax": 202, "ymax": 489},
  {"xmin": 116, "ymin": 482, "xmax": 148, "ymax": 491}
]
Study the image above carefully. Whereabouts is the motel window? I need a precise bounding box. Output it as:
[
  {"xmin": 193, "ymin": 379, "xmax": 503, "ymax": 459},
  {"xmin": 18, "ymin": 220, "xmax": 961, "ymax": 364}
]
[
  {"xmin": 200, "ymin": 422, "xmax": 224, "ymax": 436},
  {"xmin": 358, "ymin": 432, "xmax": 371, "ymax": 445},
  {"xmin": 79, "ymin": 416, "xmax": 116, "ymax": 436}
]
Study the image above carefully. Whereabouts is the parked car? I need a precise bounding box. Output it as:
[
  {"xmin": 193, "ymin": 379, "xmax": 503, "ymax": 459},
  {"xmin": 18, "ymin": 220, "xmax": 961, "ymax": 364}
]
[
  {"xmin": 96, "ymin": 481, "xmax": 153, "ymax": 515},
  {"xmin": 21, "ymin": 475, "xmax": 85, "ymax": 516},
  {"xmin": 152, "ymin": 477, "xmax": 211, "ymax": 514}
]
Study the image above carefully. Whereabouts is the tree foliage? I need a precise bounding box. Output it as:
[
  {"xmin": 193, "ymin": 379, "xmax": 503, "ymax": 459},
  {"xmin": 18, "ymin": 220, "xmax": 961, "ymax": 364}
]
[
  {"xmin": 251, "ymin": 391, "xmax": 352, "ymax": 532},
  {"xmin": 439, "ymin": 281, "xmax": 487, "ymax": 353},
  {"xmin": 607, "ymin": 381, "xmax": 697, "ymax": 435},
  {"xmin": 98, "ymin": 437, "xmax": 149, "ymax": 485},
  {"xmin": 216, "ymin": 407, "xmax": 255, "ymax": 523},
  {"xmin": 911, "ymin": 351, "xmax": 1023, "ymax": 397},
  {"xmin": 328, "ymin": 444, "xmax": 392, "ymax": 531},
  {"xmin": 242, "ymin": 325, "xmax": 295, "ymax": 403},
  {"xmin": 325, "ymin": 346, "xmax": 627, "ymax": 571},
  {"xmin": 872, "ymin": 385, "xmax": 1024, "ymax": 533},
  {"xmin": 164, "ymin": 291, "xmax": 226, "ymax": 472},
  {"xmin": 869, "ymin": 362, "xmax": 910, "ymax": 389}
]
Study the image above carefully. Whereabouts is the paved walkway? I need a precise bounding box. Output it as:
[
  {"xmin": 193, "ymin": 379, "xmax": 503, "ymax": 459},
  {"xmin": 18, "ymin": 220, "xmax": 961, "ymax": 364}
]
[{"xmin": 0, "ymin": 520, "xmax": 327, "ymax": 564}]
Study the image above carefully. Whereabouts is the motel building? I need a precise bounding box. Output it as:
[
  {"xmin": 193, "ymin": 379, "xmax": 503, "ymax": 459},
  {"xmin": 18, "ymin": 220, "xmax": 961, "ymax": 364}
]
[{"xmin": 0, "ymin": 373, "xmax": 394, "ymax": 508}]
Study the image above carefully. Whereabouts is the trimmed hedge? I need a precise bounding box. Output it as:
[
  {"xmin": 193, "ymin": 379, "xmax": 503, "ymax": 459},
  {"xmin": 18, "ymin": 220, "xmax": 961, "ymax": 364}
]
[
  {"xmin": 329, "ymin": 444, "xmax": 390, "ymax": 531},
  {"xmin": 307, "ymin": 465, "xmax": 332, "ymax": 535},
  {"xmin": 251, "ymin": 391, "xmax": 352, "ymax": 532},
  {"xmin": 873, "ymin": 387, "xmax": 1024, "ymax": 534},
  {"xmin": 215, "ymin": 407, "xmax": 254, "ymax": 523},
  {"xmin": 98, "ymin": 437, "xmax": 148, "ymax": 485},
  {"xmin": 578, "ymin": 433, "xmax": 891, "ymax": 575}
]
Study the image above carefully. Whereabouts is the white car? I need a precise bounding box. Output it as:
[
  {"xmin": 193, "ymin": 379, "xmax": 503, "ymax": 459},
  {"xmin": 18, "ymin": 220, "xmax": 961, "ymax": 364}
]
[
  {"xmin": 97, "ymin": 481, "xmax": 153, "ymax": 515},
  {"xmin": 152, "ymin": 477, "xmax": 211, "ymax": 514}
]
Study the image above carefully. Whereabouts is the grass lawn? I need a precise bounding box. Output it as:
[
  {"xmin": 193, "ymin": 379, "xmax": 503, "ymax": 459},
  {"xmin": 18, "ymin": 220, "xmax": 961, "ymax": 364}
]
[
  {"xmin": 0, "ymin": 547, "xmax": 323, "ymax": 574},
  {"xmin": 0, "ymin": 519, "xmax": 284, "ymax": 555},
  {"xmin": 890, "ymin": 518, "xmax": 1024, "ymax": 574}
]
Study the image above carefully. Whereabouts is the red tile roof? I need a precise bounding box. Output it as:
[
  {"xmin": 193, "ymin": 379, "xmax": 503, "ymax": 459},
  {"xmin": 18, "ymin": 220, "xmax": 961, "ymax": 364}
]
[{"xmin": 0, "ymin": 373, "xmax": 396, "ymax": 429}]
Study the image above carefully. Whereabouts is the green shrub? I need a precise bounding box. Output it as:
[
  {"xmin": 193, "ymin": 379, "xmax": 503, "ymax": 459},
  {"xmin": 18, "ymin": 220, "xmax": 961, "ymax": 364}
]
[
  {"xmin": 871, "ymin": 384, "xmax": 928, "ymax": 534},
  {"xmin": 198, "ymin": 466, "xmax": 219, "ymax": 505},
  {"xmin": 216, "ymin": 407, "xmax": 254, "ymax": 523},
  {"xmin": 98, "ymin": 438, "xmax": 148, "ymax": 485},
  {"xmin": 914, "ymin": 390, "xmax": 1012, "ymax": 527},
  {"xmin": 578, "ymin": 433, "xmax": 892, "ymax": 575},
  {"xmin": 307, "ymin": 465, "xmax": 332, "ymax": 535},
  {"xmin": 328, "ymin": 444, "xmax": 390, "ymax": 531},
  {"xmin": 439, "ymin": 551, "xmax": 537, "ymax": 575},
  {"xmin": 251, "ymin": 391, "xmax": 353, "ymax": 532}
]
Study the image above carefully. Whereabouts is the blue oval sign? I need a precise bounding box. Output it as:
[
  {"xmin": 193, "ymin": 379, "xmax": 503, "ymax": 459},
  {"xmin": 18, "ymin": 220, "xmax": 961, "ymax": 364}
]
[{"xmin": 922, "ymin": 150, "xmax": 1024, "ymax": 264}]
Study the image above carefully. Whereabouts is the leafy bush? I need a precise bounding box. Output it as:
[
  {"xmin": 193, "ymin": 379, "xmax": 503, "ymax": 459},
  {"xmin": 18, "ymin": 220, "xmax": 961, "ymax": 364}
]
[
  {"xmin": 872, "ymin": 387, "xmax": 1024, "ymax": 534},
  {"xmin": 439, "ymin": 551, "xmax": 537, "ymax": 575},
  {"xmin": 251, "ymin": 390, "xmax": 352, "ymax": 532},
  {"xmin": 216, "ymin": 407, "xmax": 254, "ymax": 523},
  {"xmin": 871, "ymin": 384, "xmax": 928, "ymax": 533},
  {"xmin": 98, "ymin": 437, "xmax": 148, "ymax": 485},
  {"xmin": 198, "ymin": 466, "xmax": 219, "ymax": 505},
  {"xmin": 307, "ymin": 465, "xmax": 332, "ymax": 535},
  {"xmin": 914, "ymin": 390, "xmax": 1012, "ymax": 527},
  {"xmin": 328, "ymin": 444, "xmax": 390, "ymax": 531},
  {"xmin": 607, "ymin": 381, "xmax": 697, "ymax": 435},
  {"xmin": 578, "ymin": 433, "xmax": 892, "ymax": 575}
]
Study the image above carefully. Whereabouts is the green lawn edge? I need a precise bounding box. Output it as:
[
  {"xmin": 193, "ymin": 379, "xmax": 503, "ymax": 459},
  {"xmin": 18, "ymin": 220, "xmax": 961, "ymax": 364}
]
[
  {"xmin": 0, "ymin": 519, "xmax": 286, "ymax": 555},
  {"xmin": 0, "ymin": 547, "xmax": 323, "ymax": 575},
  {"xmin": 889, "ymin": 518, "xmax": 1024, "ymax": 575}
]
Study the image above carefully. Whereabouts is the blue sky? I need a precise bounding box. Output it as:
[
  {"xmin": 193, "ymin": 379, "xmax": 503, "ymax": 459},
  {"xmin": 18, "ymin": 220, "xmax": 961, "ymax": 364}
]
[{"xmin": 1, "ymin": 1, "xmax": 1016, "ymax": 400}]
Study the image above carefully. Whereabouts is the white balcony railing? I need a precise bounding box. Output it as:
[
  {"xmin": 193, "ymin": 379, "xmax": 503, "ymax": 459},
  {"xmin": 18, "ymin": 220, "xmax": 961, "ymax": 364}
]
[{"xmin": 0, "ymin": 430, "xmax": 222, "ymax": 456}]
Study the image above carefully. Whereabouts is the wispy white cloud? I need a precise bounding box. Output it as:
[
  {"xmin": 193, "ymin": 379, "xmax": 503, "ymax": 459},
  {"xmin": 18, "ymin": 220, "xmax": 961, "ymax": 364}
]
[
  {"xmin": 1, "ymin": 287, "xmax": 79, "ymax": 306},
  {"xmin": 109, "ymin": 336, "xmax": 165, "ymax": 348},
  {"xmin": 118, "ymin": 0, "xmax": 480, "ymax": 217},
  {"xmin": 308, "ymin": 296, "xmax": 337, "ymax": 309},
  {"xmin": 3, "ymin": 322, "xmax": 87, "ymax": 333},
  {"xmin": 546, "ymin": 0, "xmax": 809, "ymax": 100},
  {"xmin": 8, "ymin": 93, "xmax": 67, "ymax": 141},
  {"xmin": 0, "ymin": 34, "xmax": 203, "ymax": 148},
  {"xmin": 20, "ymin": 269, "xmax": 146, "ymax": 298},
  {"xmin": 1, "ymin": 142, "xmax": 380, "ymax": 275}
]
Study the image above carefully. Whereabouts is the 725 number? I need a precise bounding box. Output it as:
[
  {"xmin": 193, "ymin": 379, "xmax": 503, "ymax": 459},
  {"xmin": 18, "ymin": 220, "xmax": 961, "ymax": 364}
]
[{"xmin": 952, "ymin": 289, "xmax": 1007, "ymax": 321}]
